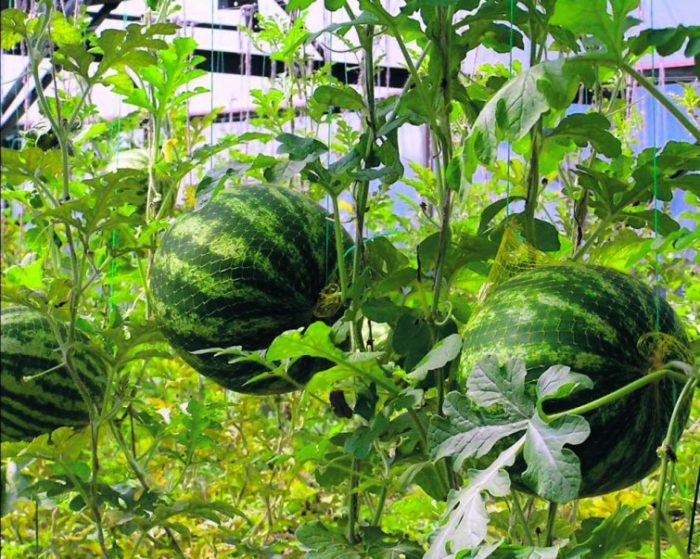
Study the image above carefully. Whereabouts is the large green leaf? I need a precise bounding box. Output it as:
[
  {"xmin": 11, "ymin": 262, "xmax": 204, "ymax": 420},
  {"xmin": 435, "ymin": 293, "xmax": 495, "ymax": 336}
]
[
  {"xmin": 563, "ymin": 505, "xmax": 651, "ymax": 558},
  {"xmin": 622, "ymin": 209, "xmax": 680, "ymax": 236},
  {"xmin": 545, "ymin": 112, "xmax": 621, "ymax": 158},
  {"xmin": 629, "ymin": 26, "xmax": 700, "ymax": 57},
  {"xmin": 477, "ymin": 197, "xmax": 526, "ymax": 235},
  {"xmin": 276, "ymin": 133, "xmax": 329, "ymax": 161},
  {"xmin": 550, "ymin": 0, "xmax": 640, "ymax": 59},
  {"xmin": 429, "ymin": 357, "xmax": 592, "ymax": 503},
  {"xmin": 471, "ymin": 59, "xmax": 581, "ymax": 164},
  {"xmin": 522, "ymin": 414, "xmax": 590, "ymax": 503},
  {"xmin": 0, "ymin": 9, "xmax": 26, "ymax": 49},
  {"xmin": 313, "ymin": 85, "xmax": 365, "ymax": 111},
  {"xmin": 425, "ymin": 438, "xmax": 525, "ymax": 558},
  {"xmin": 408, "ymin": 334, "xmax": 463, "ymax": 381}
]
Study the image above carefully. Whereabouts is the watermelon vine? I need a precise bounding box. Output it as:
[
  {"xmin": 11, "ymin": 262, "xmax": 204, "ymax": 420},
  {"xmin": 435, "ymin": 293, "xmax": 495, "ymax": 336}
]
[{"xmin": 1, "ymin": 1, "xmax": 698, "ymax": 558}]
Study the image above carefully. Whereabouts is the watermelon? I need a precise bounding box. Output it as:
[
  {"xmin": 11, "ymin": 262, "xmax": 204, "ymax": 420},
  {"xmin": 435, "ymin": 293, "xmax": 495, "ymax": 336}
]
[
  {"xmin": 1, "ymin": 307, "xmax": 103, "ymax": 442},
  {"xmin": 151, "ymin": 184, "xmax": 349, "ymax": 394},
  {"xmin": 460, "ymin": 265, "xmax": 691, "ymax": 497}
]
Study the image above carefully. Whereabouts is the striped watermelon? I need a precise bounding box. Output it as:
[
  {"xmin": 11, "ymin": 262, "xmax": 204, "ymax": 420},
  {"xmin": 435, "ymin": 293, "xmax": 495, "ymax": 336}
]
[
  {"xmin": 151, "ymin": 184, "xmax": 348, "ymax": 394},
  {"xmin": 460, "ymin": 265, "xmax": 691, "ymax": 497},
  {"xmin": 1, "ymin": 307, "xmax": 102, "ymax": 442}
]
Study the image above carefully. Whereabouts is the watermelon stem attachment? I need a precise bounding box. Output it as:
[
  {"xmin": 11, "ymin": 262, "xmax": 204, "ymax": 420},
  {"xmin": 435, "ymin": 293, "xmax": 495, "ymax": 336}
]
[
  {"xmin": 654, "ymin": 377, "xmax": 698, "ymax": 559},
  {"xmin": 540, "ymin": 368, "xmax": 691, "ymax": 423}
]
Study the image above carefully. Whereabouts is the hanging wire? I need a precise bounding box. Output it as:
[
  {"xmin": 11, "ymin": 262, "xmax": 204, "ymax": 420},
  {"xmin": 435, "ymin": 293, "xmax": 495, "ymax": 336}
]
[
  {"xmin": 650, "ymin": 0, "xmax": 660, "ymax": 332},
  {"xmin": 505, "ymin": 0, "xmax": 514, "ymax": 221},
  {"xmin": 108, "ymin": 11, "xmax": 128, "ymax": 315},
  {"xmin": 324, "ymin": 8, "xmax": 334, "ymax": 280},
  {"xmin": 209, "ymin": 0, "xmax": 215, "ymax": 169}
]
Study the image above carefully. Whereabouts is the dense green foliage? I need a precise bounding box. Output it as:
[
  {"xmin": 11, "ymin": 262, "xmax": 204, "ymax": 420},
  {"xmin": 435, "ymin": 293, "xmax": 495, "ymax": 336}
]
[
  {"xmin": 460, "ymin": 264, "xmax": 691, "ymax": 497},
  {"xmin": 1, "ymin": 307, "xmax": 102, "ymax": 442},
  {"xmin": 151, "ymin": 184, "xmax": 347, "ymax": 394},
  {"xmin": 0, "ymin": 0, "xmax": 698, "ymax": 557}
]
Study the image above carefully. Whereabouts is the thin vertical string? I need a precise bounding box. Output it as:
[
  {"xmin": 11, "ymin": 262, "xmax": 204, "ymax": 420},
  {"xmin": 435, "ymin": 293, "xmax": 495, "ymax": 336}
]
[
  {"xmin": 324, "ymin": 9, "xmax": 333, "ymax": 279},
  {"xmin": 505, "ymin": 0, "xmax": 514, "ymax": 221},
  {"xmin": 109, "ymin": 11, "xmax": 128, "ymax": 314},
  {"xmin": 650, "ymin": 0, "xmax": 660, "ymax": 332},
  {"xmin": 209, "ymin": 0, "xmax": 215, "ymax": 169}
]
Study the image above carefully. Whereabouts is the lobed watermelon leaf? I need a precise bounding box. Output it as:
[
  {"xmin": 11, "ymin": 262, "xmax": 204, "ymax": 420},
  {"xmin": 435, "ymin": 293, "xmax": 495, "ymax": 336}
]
[
  {"xmin": 425, "ymin": 437, "xmax": 524, "ymax": 559},
  {"xmin": 430, "ymin": 356, "xmax": 592, "ymax": 503}
]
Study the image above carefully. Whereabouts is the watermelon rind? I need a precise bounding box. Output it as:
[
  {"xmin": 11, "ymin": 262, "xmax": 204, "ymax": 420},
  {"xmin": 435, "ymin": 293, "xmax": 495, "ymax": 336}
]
[
  {"xmin": 459, "ymin": 264, "xmax": 692, "ymax": 497},
  {"xmin": 1, "ymin": 307, "xmax": 103, "ymax": 442},
  {"xmin": 151, "ymin": 184, "xmax": 349, "ymax": 394}
]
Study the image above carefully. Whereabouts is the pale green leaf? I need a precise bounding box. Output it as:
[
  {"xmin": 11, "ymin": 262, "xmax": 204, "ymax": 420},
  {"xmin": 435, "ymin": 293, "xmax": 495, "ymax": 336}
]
[
  {"xmin": 536, "ymin": 365, "xmax": 594, "ymax": 402},
  {"xmin": 522, "ymin": 414, "xmax": 591, "ymax": 503},
  {"xmin": 408, "ymin": 334, "xmax": 463, "ymax": 381},
  {"xmin": 430, "ymin": 393, "xmax": 528, "ymax": 467},
  {"xmin": 5, "ymin": 258, "xmax": 44, "ymax": 291},
  {"xmin": 472, "ymin": 59, "xmax": 581, "ymax": 164},
  {"xmin": 466, "ymin": 356, "xmax": 533, "ymax": 418},
  {"xmin": 425, "ymin": 438, "xmax": 525, "ymax": 559}
]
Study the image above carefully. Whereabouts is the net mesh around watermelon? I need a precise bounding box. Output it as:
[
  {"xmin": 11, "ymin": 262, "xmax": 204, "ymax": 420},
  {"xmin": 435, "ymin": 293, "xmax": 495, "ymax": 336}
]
[
  {"xmin": 459, "ymin": 224, "xmax": 693, "ymax": 496},
  {"xmin": 150, "ymin": 184, "xmax": 349, "ymax": 394},
  {"xmin": 473, "ymin": 225, "xmax": 693, "ymax": 370}
]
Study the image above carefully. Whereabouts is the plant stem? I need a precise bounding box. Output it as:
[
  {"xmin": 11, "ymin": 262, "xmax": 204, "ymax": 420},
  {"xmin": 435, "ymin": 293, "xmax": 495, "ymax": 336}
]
[
  {"xmin": 524, "ymin": 121, "xmax": 542, "ymax": 245},
  {"xmin": 371, "ymin": 485, "xmax": 387, "ymax": 527},
  {"xmin": 348, "ymin": 24, "xmax": 377, "ymax": 352},
  {"xmin": 429, "ymin": 7, "xmax": 455, "ymax": 320},
  {"xmin": 622, "ymin": 62, "xmax": 700, "ymax": 142},
  {"xmin": 512, "ymin": 491, "xmax": 534, "ymax": 546},
  {"xmin": 689, "ymin": 466, "xmax": 700, "ymax": 555},
  {"xmin": 571, "ymin": 213, "xmax": 616, "ymax": 262},
  {"xmin": 571, "ymin": 71, "xmax": 625, "ymax": 250},
  {"xmin": 524, "ymin": 13, "xmax": 543, "ymax": 246},
  {"xmin": 364, "ymin": 1, "xmax": 437, "ymax": 131},
  {"xmin": 543, "ymin": 368, "xmax": 690, "ymax": 422},
  {"xmin": 661, "ymin": 517, "xmax": 692, "ymax": 559},
  {"xmin": 385, "ymin": 46, "xmax": 430, "ymax": 124},
  {"xmin": 330, "ymin": 194, "xmax": 349, "ymax": 303},
  {"xmin": 347, "ymin": 458, "xmax": 361, "ymax": 543},
  {"xmin": 544, "ymin": 501, "xmax": 557, "ymax": 546},
  {"xmin": 430, "ymin": 176, "xmax": 453, "ymax": 318},
  {"xmin": 128, "ymin": 531, "xmax": 147, "ymax": 559},
  {"xmin": 654, "ymin": 377, "xmax": 698, "ymax": 559},
  {"xmin": 371, "ymin": 442, "xmax": 390, "ymax": 527}
]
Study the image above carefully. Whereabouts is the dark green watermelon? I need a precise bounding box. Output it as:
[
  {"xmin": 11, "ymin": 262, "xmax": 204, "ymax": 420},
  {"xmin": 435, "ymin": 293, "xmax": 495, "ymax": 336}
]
[
  {"xmin": 1, "ymin": 308, "xmax": 103, "ymax": 442},
  {"xmin": 460, "ymin": 265, "xmax": 691, "ymax": 497},
  {"xmin": 151, "ymin": 184, "xmax": 349, "ymax": 394}
]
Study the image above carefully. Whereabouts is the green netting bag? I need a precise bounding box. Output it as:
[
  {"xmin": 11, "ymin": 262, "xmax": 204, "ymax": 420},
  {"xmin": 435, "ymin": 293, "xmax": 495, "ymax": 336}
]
[{"xmin": 459, "ymin": 227, "xmax": 693, "ymax": 497}]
